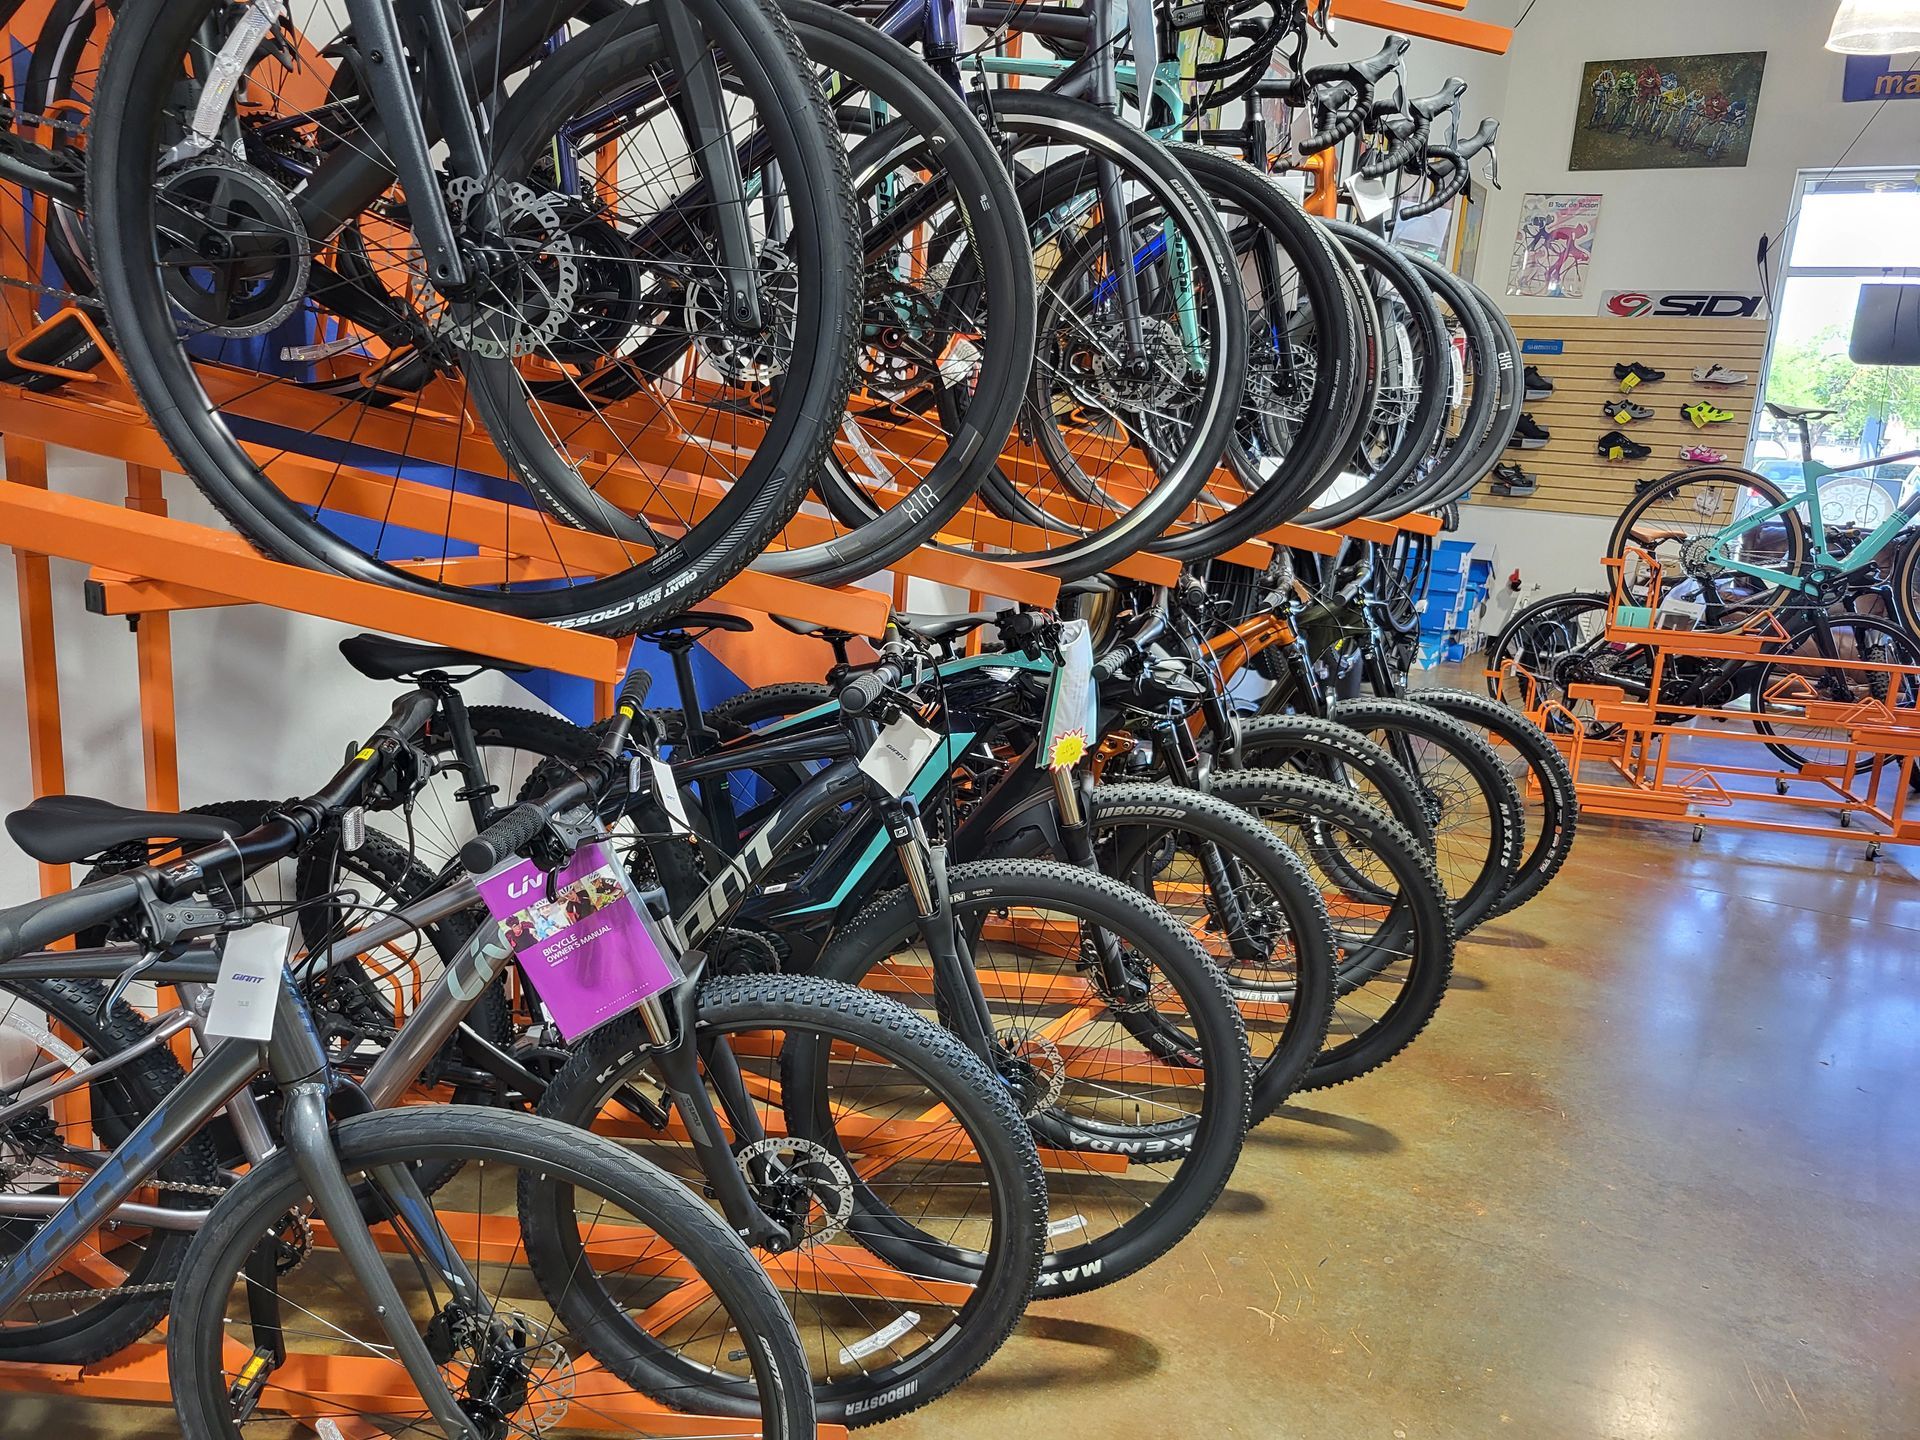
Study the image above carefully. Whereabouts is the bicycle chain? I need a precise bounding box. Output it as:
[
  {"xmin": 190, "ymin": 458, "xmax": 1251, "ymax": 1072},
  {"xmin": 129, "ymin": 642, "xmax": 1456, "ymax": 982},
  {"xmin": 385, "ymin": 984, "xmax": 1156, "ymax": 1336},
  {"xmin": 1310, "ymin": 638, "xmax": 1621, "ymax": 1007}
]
[
  {"xmin": 14, "ymin": 1176, "xmax": 232, "ymax": 1303},
  {"xmin": 0, "ymin": 104, "xmax": 89, "ymax": 139}
]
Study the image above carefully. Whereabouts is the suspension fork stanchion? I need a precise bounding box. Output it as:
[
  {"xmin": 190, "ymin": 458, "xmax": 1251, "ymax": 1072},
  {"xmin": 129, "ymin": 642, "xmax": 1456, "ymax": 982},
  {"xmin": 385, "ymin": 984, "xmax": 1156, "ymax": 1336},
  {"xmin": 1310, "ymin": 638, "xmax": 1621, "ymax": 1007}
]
[
  {"xmin": 886, "ymin": 795, "xmax": 1001, "ymax": 1065},
  {"xmin": 642, "ymin": 974, "xmax": 792, "ymax": 1251}
]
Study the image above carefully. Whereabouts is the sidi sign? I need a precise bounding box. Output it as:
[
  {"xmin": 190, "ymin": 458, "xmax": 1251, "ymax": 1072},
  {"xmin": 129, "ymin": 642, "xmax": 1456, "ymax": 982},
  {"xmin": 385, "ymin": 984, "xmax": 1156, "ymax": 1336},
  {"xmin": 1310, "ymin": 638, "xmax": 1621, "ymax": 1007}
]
[{"xmin": 1601, "ymin": 290, "xmax": 1764, "ymax": 320}]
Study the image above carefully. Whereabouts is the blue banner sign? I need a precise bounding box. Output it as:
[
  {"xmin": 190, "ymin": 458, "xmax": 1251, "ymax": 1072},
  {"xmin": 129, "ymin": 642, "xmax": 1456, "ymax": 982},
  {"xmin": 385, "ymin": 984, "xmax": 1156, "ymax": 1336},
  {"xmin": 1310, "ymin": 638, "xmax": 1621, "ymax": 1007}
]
[
  {"xmin": 1520, "ymin": 339, "xmax": 1565, "ymax": 356},
  {"xmin": 1843, "ymin": 55, "xmax": 1920, "ymax": 102}
]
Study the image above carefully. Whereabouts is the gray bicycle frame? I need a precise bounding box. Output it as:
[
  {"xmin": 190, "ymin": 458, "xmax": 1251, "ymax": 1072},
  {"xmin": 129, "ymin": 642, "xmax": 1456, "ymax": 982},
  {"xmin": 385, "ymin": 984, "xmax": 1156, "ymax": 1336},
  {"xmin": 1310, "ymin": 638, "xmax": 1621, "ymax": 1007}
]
[{"xmin": 0, "ymin": 948, "xmax": 495, "ymax": 1439}]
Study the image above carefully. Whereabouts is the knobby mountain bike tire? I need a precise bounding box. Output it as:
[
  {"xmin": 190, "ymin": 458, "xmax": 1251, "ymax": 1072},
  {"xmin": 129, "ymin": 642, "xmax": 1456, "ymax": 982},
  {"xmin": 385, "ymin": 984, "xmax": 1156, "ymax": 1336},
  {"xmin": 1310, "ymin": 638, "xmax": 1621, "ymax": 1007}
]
[
  {"xmin": 1412, "ymin": 689, "xmax": 1580, "ymax": 917},
  {"xmin": 538, "ymin": 973, "xmax": 1046, "ymax": 1426},
  {"xmin": 982, "ymin": 780, "xmax": 1337, "ymax": 1122},
  {"xmin": 1231, "ymin": 711, "xmax": 1434, "ymax": 845},
  {"xmin": 88, "ymin": 0, "xmax": 859, "ymax": 635},
  {"xmin": 1200, "ymin": 769, "xmax": 1455, "ymax": 1090},
  {"xmin": 818, "ymin": 858, "xmax": 1253, "ymax": 1295},
  {"xmin": 168, "ymin": 1107, "xmax": 818, "ymax": 1439}
]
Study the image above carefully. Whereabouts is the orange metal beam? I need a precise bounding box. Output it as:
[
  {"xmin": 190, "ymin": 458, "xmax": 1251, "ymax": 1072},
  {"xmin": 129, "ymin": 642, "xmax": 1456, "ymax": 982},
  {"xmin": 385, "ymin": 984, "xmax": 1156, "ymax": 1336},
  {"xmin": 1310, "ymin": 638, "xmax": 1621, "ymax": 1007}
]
[
  {"xmin": 0, "ymin": 482, "xmax": 627, "ymax": 681},
  {"xmin": 123, "ymin": 466, "xmax": 180, "ymax": 812},
  {"xmin": 5, "ymin": 436, "xmax": 70, "ymax": 896},
  {"xmin": 1328, "ymin": 0, "xmax": 1511, "ymax": 53}
]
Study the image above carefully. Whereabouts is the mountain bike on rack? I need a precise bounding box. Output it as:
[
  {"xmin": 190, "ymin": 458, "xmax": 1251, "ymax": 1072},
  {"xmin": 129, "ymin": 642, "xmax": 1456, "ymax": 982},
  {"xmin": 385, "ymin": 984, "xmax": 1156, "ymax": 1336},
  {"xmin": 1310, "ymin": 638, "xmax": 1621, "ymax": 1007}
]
[
  {"xmin": 16, "ymin": 660, "xmax": 1053, "ymax": 1427},
  {"xmin": 0, "ymin": 683, "xmax": 821, "ymax": 1438}
]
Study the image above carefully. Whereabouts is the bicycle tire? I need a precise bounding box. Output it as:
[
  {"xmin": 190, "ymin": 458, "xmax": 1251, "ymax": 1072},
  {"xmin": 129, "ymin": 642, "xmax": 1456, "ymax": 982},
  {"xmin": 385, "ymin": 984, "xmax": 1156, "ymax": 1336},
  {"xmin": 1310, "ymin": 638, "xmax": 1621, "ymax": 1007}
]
[
  {"xmin": 538, "ymin": 973, "xmax": 1045, "ymax": 1425},
  {"xmin": 87, "ymin": 0, "xmax": 858, "ymax": 635},
  {"xmin": 1326, "ymin": 696, "xmax": 1523, "ymax": 935},
  {"xmin": 1200, "ymin": 770, "xmax": 1455, "ymax": 1090},
  {"xmin": 0, "ymin": 977, "xmax": 222, "ymax": 1363},
  {"xmin": 1232, "ymin": 710, "xmax": 1435, "ymax": 846},
  {"xmin": 1604, "ymin": 466, "xmax": 1808, "ymax": 626},
  {"xmin": 167, "ymin": 1107, "xmax": 817, "ymax": 1438},
  {"xmin": 981, "ymin": 780, "xmax": 1337, "ymax": 1122},
  {"xmin": 817, "ymin": 858, "xmax": 1252, "ymax": 1295},
  {"xmin": 1412, "ymin": 688, "xmax": 1580, "ymax": 917}
]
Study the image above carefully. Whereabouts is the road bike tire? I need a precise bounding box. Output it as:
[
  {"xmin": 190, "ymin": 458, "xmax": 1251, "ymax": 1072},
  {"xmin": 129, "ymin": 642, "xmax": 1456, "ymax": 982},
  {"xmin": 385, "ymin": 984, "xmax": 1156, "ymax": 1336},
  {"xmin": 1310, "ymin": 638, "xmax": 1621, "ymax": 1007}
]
[
  {"xmin": 0, "ymin": 977, "xmax": 222, "ymax": 1363},
  {"xmin": 1200, "ymin": 770, "xmax": 1455, "ymax": 1090},
  {"xmin": 1293, "ymin": 221, "xmax": 1449, "ymax": 529},
  {"xmin": 1604, "ymin": 466, "xmax": 1808, "ymax": 626},
  {"xmin": 1232, "ymin": 711, "xmax": 1435, "ymax": 846},
  {"xmin": 167, "ymin": 1107, "xmax": 816, "ymax": 1439},
  {"xmin": 818, "ymin": 858, "xmax": 1252, "ymax": 1295},
  {"xmin": 951, "ymin": 92, "xmax": 1247, "ymax": 578},
  {"xmin": 1325, "ymin": 697, "xmax": 1524, "ymax": 935},
  {"xmin": 1412, "ymin": 689, "xmax": 1580, "ymax": 917},
  {"xmin": 1484, "ymin": 589, "xmax": 1625, "ymax": 736},
  {"xmin": 1748, "ymin": 611, "xmax": 1920, "ymax": 773},
  {"xmin": 981, "ymin": 780, "xmax": 1337, "ymax": 1123},
  {"xmin": 1147, "ymin": 145, "xmax": 1364, "ymax": 555},
  {"xmin": 1377, "ymin": 263, "xmax": 1516, "ymax": 518},
  {"xmin": 750, "ymin": 2, "xmax": 1037, "ymax": 587},
  {"xmin": 538, "ymin": 973, "xmax": 1045, "ymax": 1426},
  {"xmin": 87, "ymin": 0, "xmax": 858, "ymax": 635}
]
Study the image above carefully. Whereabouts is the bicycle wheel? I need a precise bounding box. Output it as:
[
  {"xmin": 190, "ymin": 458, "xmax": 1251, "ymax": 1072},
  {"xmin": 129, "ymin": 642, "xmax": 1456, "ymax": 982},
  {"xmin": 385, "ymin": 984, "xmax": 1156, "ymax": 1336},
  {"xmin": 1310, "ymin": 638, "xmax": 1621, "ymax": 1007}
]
[
  {"xmin": 948, "ymin": 92, "xmax": 1247, "ymax": 577},
  {"xmin": 1325, "ymin": 697, "xmax": 1523, "ymax": 935},
  {"xmin": 168, "ymin": 1107, "xmax": 814, "ymax": 1438},
  {"xmin": 1413, "ymin": 689, "xmax": 1581, "ymax": 917},
  {"xmin": 749, "ymin": 2, "xmax": 1036, "ymax": 586},
  {"xmin": 0, "ymin": 978, "xmax": 222, "ymax": 1363},
  {"xmin": 818, "ymin": 858, "xmax": 1252, "ymax": 1294},
  {"xmin": 1201, "ymin": 771, "xmax": 1455, "ymax": 1090},
  {"xmin": 538, "ymin": 974, "xmax": 1044, "ymax": 1425},
  {"xmin": 982, "ymin": 781, "xmax": 1337, "ymax": 1122},
  {"xmin": 1604, "ymin": 467, "xmax": 1808, "ymax": 626},
  {"xmin": 1232, "ymin": 711, "xmax": 1435, "ymax": 846},
  {"xmin": 1292, "ymin": 221, "xmax": 1449, "ymax": 528},
  {"xmin": 88, "ymin": 0, "xmax": 859, "ymax": 634},
  {"xmin": 1749, "ymin": 612, "xmax": 1920, "ymax": 773},
  {"xmin": 1484, "ymin": 589, "xmax": 1633, "ymax": 737},
  {"xmin": 1146, "ymin": 145, "xmax": 1363, "ymax": 555}
]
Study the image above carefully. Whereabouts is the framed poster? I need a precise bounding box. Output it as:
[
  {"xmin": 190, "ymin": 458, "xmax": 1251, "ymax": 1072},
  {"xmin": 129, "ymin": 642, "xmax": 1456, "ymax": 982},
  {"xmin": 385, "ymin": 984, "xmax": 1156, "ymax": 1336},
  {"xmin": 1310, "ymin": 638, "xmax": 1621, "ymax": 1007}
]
[
  {"xmin": 1571, "ymin": 51, "xmax": 1766, "ymax": 171},
  {"xmin": 1507, "ymin": 194, "xmax": 1601, "ymax": 300}
]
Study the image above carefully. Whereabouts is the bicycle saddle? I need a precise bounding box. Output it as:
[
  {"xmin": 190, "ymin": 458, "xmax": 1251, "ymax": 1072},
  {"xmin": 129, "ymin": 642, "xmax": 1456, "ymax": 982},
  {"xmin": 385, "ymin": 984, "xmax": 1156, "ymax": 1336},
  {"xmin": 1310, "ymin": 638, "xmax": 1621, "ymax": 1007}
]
[
  {"xmin": 771, "ymin": 614, "xmax": 857, "ymax": 642},
  {"xmin": 639, "ymin": 610, "xmax": 755, "ymax": 639},
  {"xmin": 896, "ymin": 611, "xmax": 996, "ymax": 642},
  {"xmin": 1765, "ymin": 402, "xmax": 1837, "ymax": 421},
  {"xmin": 6, "ymin": 794, "xmax": 246, "ymax": 866},
  {"xmin": 339, "ymin": 634, "xmax": 532, "ymax": 681}
]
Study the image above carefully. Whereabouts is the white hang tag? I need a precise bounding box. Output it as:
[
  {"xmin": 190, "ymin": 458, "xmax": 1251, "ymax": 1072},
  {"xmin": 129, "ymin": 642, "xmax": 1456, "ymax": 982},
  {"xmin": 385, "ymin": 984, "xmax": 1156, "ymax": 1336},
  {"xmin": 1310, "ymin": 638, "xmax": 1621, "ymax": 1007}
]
[
  {"xmin": 858, "ymin": 713, "xmax": 941, "ymax": 797},
  {"xmin": 1350, "ymin": 173, "xmax": 1394, "ymax": 224},
  {"xmin": 649, "ymin": 756, "xmax": 694, "ymax": 835},
  {"xmin": 205, "ymin": 924, "xmax": 292, "ymax": 1043}
]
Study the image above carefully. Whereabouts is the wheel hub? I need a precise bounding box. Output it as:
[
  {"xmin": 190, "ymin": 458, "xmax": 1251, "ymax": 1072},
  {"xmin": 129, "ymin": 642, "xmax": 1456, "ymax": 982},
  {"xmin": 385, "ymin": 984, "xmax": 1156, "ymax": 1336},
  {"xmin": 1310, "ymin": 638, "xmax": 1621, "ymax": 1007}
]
[{"xmin": 413, "ymin": 178, "xmax": 580, "ymax": 360}]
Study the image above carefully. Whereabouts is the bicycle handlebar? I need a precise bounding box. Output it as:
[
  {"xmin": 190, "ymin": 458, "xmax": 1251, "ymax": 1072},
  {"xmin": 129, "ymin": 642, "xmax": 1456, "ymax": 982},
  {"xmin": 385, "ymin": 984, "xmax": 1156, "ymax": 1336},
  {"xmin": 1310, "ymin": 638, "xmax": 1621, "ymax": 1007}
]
[{"xmin": 0, "ymin": 873, "xmax": 146, "ymax": 966}]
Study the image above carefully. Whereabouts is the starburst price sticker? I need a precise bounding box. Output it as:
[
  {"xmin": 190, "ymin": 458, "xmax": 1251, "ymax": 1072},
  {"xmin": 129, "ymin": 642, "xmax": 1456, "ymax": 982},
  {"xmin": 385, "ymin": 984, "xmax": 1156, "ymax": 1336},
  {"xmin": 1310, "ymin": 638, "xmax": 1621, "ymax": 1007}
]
[{"xmin": 1038, "ymin": 620, "xmax": 1097, "ymax": 772}]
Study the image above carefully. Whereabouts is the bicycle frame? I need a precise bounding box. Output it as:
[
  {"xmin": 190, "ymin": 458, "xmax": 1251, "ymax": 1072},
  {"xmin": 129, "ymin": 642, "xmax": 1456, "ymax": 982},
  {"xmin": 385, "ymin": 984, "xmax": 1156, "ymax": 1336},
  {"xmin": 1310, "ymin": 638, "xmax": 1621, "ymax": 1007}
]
[{"xmin": 1707, "ymin": 452, "xmax": 1920, "ymax": 592}]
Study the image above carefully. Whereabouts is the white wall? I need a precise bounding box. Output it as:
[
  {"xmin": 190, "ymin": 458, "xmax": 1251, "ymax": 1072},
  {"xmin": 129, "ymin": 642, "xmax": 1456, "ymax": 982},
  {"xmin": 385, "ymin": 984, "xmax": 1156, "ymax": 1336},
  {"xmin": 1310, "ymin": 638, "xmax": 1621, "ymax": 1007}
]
[
  {"xmin": 0, "ymin": 452, "xmax": 531, "ymax": 898},
  {"xmin": 1474, "ymin": 2, "xmax": 1916, "ymax": 311},
  {"xmin": 1455, "ymin": 1, "xmax": 1919, "ymax": 579}
]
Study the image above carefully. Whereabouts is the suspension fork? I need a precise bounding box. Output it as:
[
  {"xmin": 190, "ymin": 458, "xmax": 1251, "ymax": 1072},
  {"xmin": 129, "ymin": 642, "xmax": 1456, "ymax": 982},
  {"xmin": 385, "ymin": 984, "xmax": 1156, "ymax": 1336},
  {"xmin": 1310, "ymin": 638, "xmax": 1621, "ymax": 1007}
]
[
  {"xmin": 641, "ymin": 967, "xmax": 792, "ymax": 1250},
  {"xmin": 880, "ymin": 795, "xmax": 1000, "ymax": 1066}
]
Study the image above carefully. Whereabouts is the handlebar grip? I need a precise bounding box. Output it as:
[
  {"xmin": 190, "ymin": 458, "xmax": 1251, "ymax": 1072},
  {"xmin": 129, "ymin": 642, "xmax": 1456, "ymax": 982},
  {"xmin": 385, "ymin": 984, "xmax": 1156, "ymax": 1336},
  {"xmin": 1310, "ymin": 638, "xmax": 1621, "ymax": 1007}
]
[
  {"xmin": 1091, "ymin": 648, "xmax": 1130, "ymax": 684},
  {"xmin": 1301, "ymin": 99, "xmax": 1363, "ymax": 155},
  {"xmin": 1400, "ymin": 161, "xmax": 1468, "ymax": 219},
  {"xmin": 461, "ymin": 802, "xmax": 549, "ymax": 875},
  {"xmin": 615, "ymin": 669, "xmax": 654, "ymax": 714},
  {"xmin": 838, "ymin": 665, "xmax": 900, "ymax": 717},
  {"xmin": 0, "ymin": 873, "xmax": 145, "ymax": 964}
]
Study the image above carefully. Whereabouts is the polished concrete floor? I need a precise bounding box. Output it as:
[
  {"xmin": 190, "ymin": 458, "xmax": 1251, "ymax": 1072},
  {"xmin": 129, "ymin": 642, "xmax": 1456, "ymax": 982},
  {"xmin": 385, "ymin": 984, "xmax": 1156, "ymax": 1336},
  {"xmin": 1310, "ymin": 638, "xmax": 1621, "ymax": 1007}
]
[
  {"xmin": 8, "ymin": 816, "xmax": 1919, "ymax": 1438},
  {"xmin": 868, "ymin": 817, "xmax": 1920, "ymax": 1440}
]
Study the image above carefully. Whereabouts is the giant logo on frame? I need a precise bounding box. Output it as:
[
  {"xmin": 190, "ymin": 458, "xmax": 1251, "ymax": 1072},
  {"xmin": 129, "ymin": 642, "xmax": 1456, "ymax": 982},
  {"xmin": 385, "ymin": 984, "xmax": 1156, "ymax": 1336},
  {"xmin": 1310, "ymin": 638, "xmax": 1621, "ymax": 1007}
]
[{"xmin": 1601, "ymin": 291, "xmax": 1764, "ymax": 320}]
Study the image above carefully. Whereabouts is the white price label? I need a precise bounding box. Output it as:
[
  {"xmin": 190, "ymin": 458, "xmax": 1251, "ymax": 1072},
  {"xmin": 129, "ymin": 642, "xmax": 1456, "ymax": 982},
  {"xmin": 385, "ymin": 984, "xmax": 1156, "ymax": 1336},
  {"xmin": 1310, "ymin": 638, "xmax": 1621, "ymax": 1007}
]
[
  {"xmin": 1039, "ymin": 620, "xmax": 1098, "ymax": 770},
  {"xmin": 205, "ymin": 924, "xmax": 292, "ymax": 1043},
  {"xmin": 1350, "ymin": 173, "xmax": 1394, "ymax": 224},
  {"xmin": 649, "ymin": 756, "xmax": 693, "ymax": 835},
  {"xmin": 858, "ymin": 712, "xmax": 941, "ymax": 797}
]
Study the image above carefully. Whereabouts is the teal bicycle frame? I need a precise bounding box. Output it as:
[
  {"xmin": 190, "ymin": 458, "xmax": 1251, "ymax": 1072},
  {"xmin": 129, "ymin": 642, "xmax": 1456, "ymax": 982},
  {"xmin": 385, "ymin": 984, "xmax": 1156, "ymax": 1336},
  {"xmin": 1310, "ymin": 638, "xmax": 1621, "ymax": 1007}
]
[{"xmin": 1706, "ymin": 450, "xmax": 1920, "ymax": 595}]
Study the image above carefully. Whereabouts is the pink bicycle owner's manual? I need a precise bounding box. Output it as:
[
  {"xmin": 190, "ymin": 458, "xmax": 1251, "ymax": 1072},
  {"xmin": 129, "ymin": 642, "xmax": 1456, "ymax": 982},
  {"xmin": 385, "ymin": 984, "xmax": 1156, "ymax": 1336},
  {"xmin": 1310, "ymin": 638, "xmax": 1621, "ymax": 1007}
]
[{"xmin": 476, "ymin": 843, "xmax": 680, "ymax": 1041}]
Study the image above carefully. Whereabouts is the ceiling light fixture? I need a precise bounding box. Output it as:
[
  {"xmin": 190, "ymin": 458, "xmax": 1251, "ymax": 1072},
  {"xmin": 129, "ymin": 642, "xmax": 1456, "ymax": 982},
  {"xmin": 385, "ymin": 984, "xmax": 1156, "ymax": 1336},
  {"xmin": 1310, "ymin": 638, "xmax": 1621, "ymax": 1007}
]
[{"xmin": 1826, "ymin": 0, "xmax": 1920, "ymax": 54}]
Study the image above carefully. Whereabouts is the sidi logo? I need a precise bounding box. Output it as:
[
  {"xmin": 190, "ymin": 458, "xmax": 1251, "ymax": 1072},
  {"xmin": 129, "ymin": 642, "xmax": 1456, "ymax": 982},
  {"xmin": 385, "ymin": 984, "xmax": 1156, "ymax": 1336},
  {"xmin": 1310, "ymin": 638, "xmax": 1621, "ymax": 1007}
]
[{"xmin": 1603, "ymin": 290, "xmax": 1764, "ymax": 320}]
